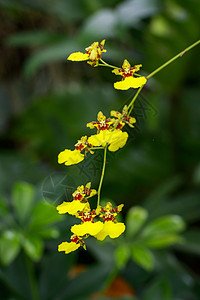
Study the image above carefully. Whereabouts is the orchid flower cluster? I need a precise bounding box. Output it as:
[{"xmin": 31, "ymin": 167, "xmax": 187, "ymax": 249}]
[{"xmin": 56, "ymin": 39, "xmax": 200, "ymax": 254}]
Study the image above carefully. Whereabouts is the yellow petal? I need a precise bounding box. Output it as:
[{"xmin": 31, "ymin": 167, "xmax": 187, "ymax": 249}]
[
  {"xmin": 112, "ymin": 69, "xmax": 123, "ymax": 76},
  {"xmin": 88, "ymin": 131, "xmax": 108, "ymax": 147},
  {"xmin": 134, "ymin": 64, "xmax": 142, "ymax": 72},
  {"xmin": 71, "ymin": 221, "xmax": 103, "ymax": 236},
  {"xmin": 90, "ymin": 189, "xmax": 97, "ymax": 197},
  {"xmin": 122, "ymin": 59, "xmax": 131, "ymax": 69},
  {"xmin": 114, "ymin": 76, "xmax": 147, "ymax": 90},
  {"xmin": 89, "ymin": 49, "xmax": 98, "ymax": 61},
  {"xmin": 95, "ymin": 221, "xmax": 125, "ymax": 241},
  {"xmin": 67, "ymin": 52, "xmax": 89, "ymax": 61},
  {"xmin": 58, "ymin": 149, "xmax": 84, "ymax": 166},
  {"xmin": 110, "ymin": 110, "xmax": 120, "ymax": 118},
  {"xmin": 58, "ymin": 241, "xmax": 80, "ymax": 254},
  {"xmin": 100, "ymin": 39, "xmax": 106, "ymax": 47},
  {"xmin": 56, "ymin": 200, "xmax": 87, "ymax": 215},
  {"xmin": 88, "ymin": 130, "xmax": 128, "ymax": 152},
  {"xmin": 108, "ymin": 131, "xmax": 128, "ymax": 152}
]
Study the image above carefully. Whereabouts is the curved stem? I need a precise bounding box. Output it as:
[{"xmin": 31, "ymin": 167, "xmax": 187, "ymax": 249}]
[
  {"xmin": 127, "ymin": 86, "xmax": 144, "ymax": 112},
  {"xmin": 113, "ymin": 39, "xmax": 200, "ymax": 125},
  {"xmin": 99, "ymin": 59, "xmax": 119, "ymax": 69},
  {"xmin": 147, "ymin": 39, "xmax": 200, "ymax": 79},
  {"xmin": 97, "ymin": 146, "xmax": 107, "ymax": 207}
]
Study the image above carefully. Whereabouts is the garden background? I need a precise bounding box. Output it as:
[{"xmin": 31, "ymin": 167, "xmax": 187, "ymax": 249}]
[{"xmin": 0, "ymin": 0, "xmax": 200, "ymax": 299}]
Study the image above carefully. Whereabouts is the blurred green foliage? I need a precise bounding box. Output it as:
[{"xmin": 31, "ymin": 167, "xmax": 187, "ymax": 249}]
[{"xmin": 0, "ymin": 0, "xmax": 200, "ymax": 299}]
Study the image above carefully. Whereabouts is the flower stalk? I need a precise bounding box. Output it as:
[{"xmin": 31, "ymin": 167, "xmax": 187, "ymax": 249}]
[{"xmin": 97, "ymin": 146, "xmax": 107, "ymax": 207}]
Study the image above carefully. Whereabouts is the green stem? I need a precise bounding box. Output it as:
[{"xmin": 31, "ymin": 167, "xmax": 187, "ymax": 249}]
[
  {"xmin": 97, "ymin": 146, "xmax": 107, "ymax": 207},
  {"xmin": 99, "ymin": 59, "xmax": 118, "ymax": 69},
  {"xmin": 24, "ymin": 255, "xmax": 39, "ymax": 300},
  {"xmin": 127, "ymin": 86, "xmax": 144, "ymax": 112},
  {"xmin": 147, "ymin": 39, "xmax": 200, "ymax": 79}
]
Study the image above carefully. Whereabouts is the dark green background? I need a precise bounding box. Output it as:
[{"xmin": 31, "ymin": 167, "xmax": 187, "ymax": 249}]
[{"xmin": 0, "ymin": 0, "xmax": 200, "ymax": 299}]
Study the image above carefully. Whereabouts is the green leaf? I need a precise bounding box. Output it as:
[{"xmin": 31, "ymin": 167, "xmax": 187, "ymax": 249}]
[
  {"xmin": 141, "ymin": 215, "xmax": 185, "ymax": 239},
  {"xmin": 29, "ymin": 201, "xmax": 62, "ymax": 230},
  {"xmin": 12, "ymin": 182, "xmax": 35, "ymax": 224},
  {"xmin": 126, "ymin": 206, "xmax": 148, "ymax": 237},
  {"xmin": 22, "ymin": 235, "xmax": 43, "ymax": 261},
  {"xmin": 143, "ymin": 234, "xmax": 183, "ymax": 249},
  {"xmin": 131, "ymin": 244, "xmax": 154, "ymax": 271},
  {"xmin": 0, "ymin": 230, "xmax": 21, "ymax": 266},
  {"xmin": 115, "ymin": 244, "xmax": 130, "ymax": 268}
]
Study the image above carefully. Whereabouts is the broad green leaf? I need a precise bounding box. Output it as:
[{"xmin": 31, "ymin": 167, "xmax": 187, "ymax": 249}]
[
  {"xmin": 22, "ymin": 236, "xmax": 43, "ymax": 261},
  {"xmin": 143, "ymin": 234, "xmax": 183, "ymax": 249},
  {"xmin": 131, "ymin": 245, "xmax": 154, "ymax": 271},
  {"xmin": 0, "ymin": 230, "xmax": 21, "ymax": 266},
  {"xmin": 28, "ymin": 201, "xmax": 62, "ymax": 230},
  {"xmin": 12, "ymin": 182, "xmax": 35, "ymax": 223},
  {"xmin": 126, "ymin": 206, "xmax": 148, "ymax": 237},
  {"xmin": 115, "ymin": 244, "xmax": 130, "ymax": 268},
  {"xmin": 141, "ymin": 215, "xmax": 185, "ymax": 239}
]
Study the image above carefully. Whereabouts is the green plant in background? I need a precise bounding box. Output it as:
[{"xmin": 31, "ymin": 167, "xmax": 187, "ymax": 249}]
[
  {"xmin": 55, "ymin": 38, "xmax": 199, "ymax": 261},
  {"xmin": 0, "ymin": 182, "xmax": 62, "ymax": 266}
]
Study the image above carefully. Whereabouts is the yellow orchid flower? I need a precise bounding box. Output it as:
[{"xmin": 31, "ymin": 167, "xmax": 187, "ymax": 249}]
[
  {"xmin": 56, "ymin": 182, "xmax": 97, "ymax": 215},
  {"xmin": 110, "ymin": 105, "xmax": 136, "ymax": 129},
  {"xmin": 112, "ymin": 59, "xmax": 147, "ymax": 90},
  {"xmin": 58, "ymin": 235, "xmax": 86, "ymax": 254},
  {"xmin": 95, "ymin": 202, "xmax": 125, "ymax": 240},
  {"xmin": 87, "ymin": 111, "xmax": 113, "ymax": 131},
  {"xmin": 58, "ymin": 241, "xmax": 80, "ymax": 254},
  {"xmin": 71, "ymin": 203, "xmax": 103, "ymax": 236},
  {"xmin": 58, "ymin": 136, "xmax": 93, "ymax": 166},
  {"xmin": 88, "ymin": 129, "xmax": 128, "ymax": 152},
  {"xmin": 67, "ymin": 40, "xmax": 106, "ymax": 66},
  {"xmin": 72, "ymin": 182, "xmax": 97, "ymax": 201}
]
